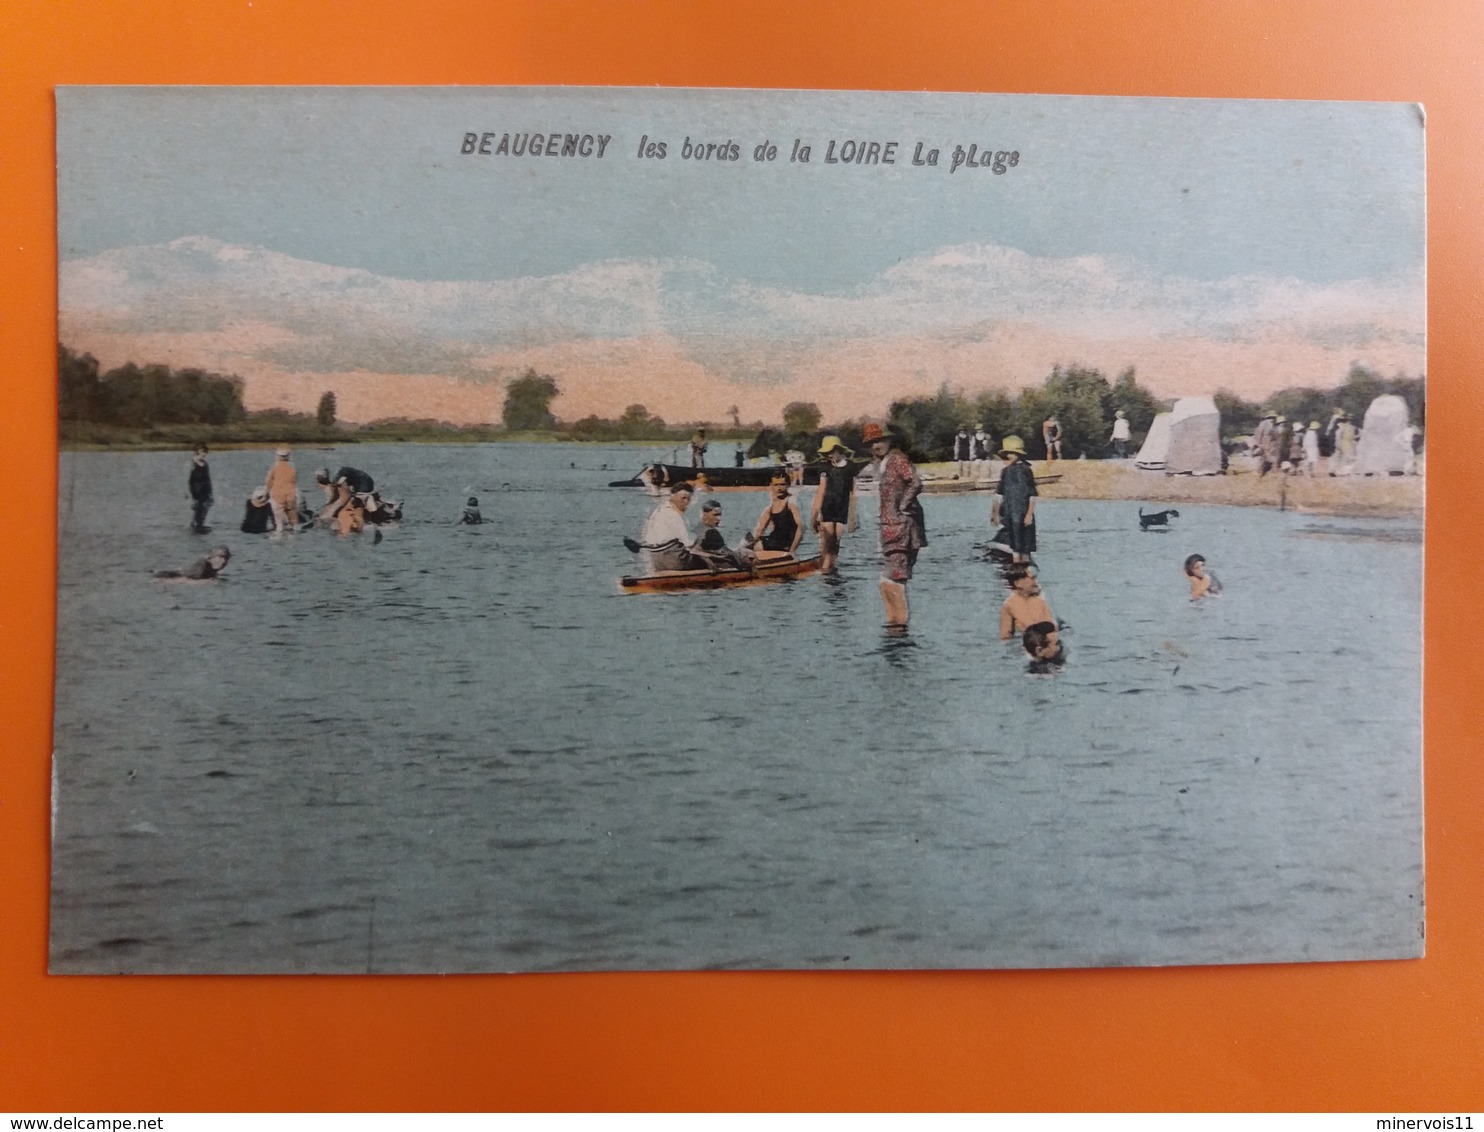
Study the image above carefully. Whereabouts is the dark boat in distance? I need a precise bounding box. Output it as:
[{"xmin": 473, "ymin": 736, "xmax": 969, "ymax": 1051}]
[{"xmin": 607, "ymin": 461, "xmax": 868, "ymax": 490}]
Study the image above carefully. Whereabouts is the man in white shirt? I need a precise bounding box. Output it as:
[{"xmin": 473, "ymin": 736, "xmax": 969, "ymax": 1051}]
[
  {"xmin": 639, "ymin": 478, "xmax": 697, "ymax": 572},
  {"xmin": 1110, "ymin": 410, "xmax": 1131, "ymax": 458}
]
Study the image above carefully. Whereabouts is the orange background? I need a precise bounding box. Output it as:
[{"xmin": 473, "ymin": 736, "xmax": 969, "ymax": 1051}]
[{"xmin": 2, "ymin": 0, "xmax": 1480, "ymax": 1112}]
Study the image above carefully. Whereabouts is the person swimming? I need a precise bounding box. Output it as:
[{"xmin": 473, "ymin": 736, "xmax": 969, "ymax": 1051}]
[
  {"xmin": 1184, "ymin": 554, "xmax": 1222, "ymax": 600},
  {"xmin": 1022, "ymin": 620, "xmax": 1066, "ymax": 674},
  {"xmin": 154, "ymin": 546, "xmax": 231, "ymax": 580},
  {"xmin": 460, "ymin": 496, "xmax": 484, "ymax": 524},
  {"xmin": 999, "ymin": 567, "xmax": 1056, "ymax": 639}
]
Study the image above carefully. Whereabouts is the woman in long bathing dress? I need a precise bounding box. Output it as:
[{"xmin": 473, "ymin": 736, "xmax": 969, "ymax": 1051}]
[{"xmin": 862, "ymin": 422, "xmax": 927, "ymax": 630}]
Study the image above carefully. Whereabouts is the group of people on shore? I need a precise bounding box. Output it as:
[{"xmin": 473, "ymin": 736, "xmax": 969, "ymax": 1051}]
[{"xmin": 1251, "ymin": 409, "xmax": 1361, "ymax": 478}]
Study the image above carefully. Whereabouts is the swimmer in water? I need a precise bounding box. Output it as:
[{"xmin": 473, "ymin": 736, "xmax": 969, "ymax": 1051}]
[
  {"xmin": 999, "ymin": 567, "xmax": 1056, "ymax": 640},
  {"xmin": 459, "ymin": 496, "xmax": 484, "ymax": 524},
  {"xmin": 1022, "ymin": 620, "xmax": 1066, "ymax": 674},
  {"xmin": 154, "ymin": 546, "xmax": 230, "ymax": 580},
  {"xmin": 1184, "ymin": 553, "xmax": 1222, "ymax": 600}
]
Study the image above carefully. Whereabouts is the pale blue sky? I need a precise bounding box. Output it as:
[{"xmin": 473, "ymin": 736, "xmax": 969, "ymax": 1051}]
[{"xmin": 57, "ymin": 87, "xmax": 1425, "ymax": 291}]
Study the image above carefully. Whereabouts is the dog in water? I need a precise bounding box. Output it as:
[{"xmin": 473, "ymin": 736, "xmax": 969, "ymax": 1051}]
[{"xmin": 1138, "ymin": 506, "xmax": 1180, "ymax": 530}]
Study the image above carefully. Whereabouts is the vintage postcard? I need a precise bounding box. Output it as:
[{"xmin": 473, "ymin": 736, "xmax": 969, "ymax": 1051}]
[{"xmin": 52, "ymin": 88, "xmax": 1424, "ymax": 973}]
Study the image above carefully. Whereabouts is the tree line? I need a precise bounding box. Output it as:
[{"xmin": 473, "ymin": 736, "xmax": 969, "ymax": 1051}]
[
  {"xmin": 60, "ymin": 346, "xmax": 248, "ymax": 427},
  {"xmin": 63, "ymin": 347, "xmax": 1423, "ymax": 459}
]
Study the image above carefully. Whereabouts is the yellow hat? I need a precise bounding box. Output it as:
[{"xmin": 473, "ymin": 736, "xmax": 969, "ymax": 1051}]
[
  {"xmin": 998, "ymin": 435, "xmax": 1027, "ymax": 457},
  {"xmin": 1309, "ymin": 421, "xmax": 1321, "ymax": 430},
  {"xmin": 818, "ymin": 435, "xmax": 851, "ymax": 456}
]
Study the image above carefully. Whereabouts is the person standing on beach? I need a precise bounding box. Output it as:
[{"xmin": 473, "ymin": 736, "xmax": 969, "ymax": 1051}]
[
  {"xmin": 863, "ymin": 422, "xmax": 926, "ymax": 630},
  {"xmin": 1274, "ymin": 416, "xmax": 1294, "ymax": 473},
  {"xmin": 187, "ymin": 444, "xmax": 213, "ymax": 533},
  {"xmin": 1302, "ymin": 421, "xmax": 1321, "ymax": 476},
  {"xmin": 971, "ymin": 424, "xmax": 992, "ymax": 477},
  {"xmin": 990, "ymin": 435, "xmax": 1037, "ymax": 565},
  {"xmin": 1329, "ymin": 410, "xmax": 1358, "ymax": 475},
  {"xmin": 264, "ymin": 447, "xmax": 300, "ymax": 530},
  {"xmin": 1253, "ymin": 412, "xmax": 1277, "ymax": 476},
  {"xmin": 1110, "ymin": 410, "xmax": 1131, "ymax": 459},
  {"xmin": 810, "ymin": 434, "xmax": 859, "ymax": 576},
  {"xmin": 1042, "ymin": 416, "xmax": 1062, "ymax": 463},
  {"xmin": 690, "ymin": 428, "xmax": 708, "ymax": 469},
  {"xmin": 953, "ymin": 426, "xmax": 972, "ymax": 479}
]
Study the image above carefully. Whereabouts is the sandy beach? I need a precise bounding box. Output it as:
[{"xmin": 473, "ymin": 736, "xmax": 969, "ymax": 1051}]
[{"xmin": 921, "ymin": 458, "xmax": 1423, "ymax": 518}]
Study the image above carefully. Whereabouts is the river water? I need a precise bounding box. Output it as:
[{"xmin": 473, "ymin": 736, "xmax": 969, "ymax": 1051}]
[{"xmin": 51, "ymin": 443, "xmax": 1424, "ymax": 973}]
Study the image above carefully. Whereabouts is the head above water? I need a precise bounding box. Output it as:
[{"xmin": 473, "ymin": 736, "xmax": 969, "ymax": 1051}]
[
  {"xmin": 1022, "ymin": 621, "xmax": 1060, "ymax": 659},
  {"xmin": 1009, "ymin": 568, "xmax": 1041, "ymax": 596},
  {"xmin": 466, "ymin": 496, "xmax": 479, "ymax": 507},
  {"xmin": 1184, "ymin": 554, "xmax": 1207, "ymax": 577},
  {"xmin": 207, "ymin": 546, "xmax": 231, "ymax": 566}
]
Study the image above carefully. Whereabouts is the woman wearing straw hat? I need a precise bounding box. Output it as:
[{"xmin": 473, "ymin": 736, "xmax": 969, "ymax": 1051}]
[
  {"xmin": 990, "ymin": 435, "xmax": 1037, "ymax": 564},
  {"xmin": 862, "ymin": 423, "xmax": 927, "ymax": 629},
  {"xmin": 810, "ymin": 434, "xmax": 859, "ymax": 576}
]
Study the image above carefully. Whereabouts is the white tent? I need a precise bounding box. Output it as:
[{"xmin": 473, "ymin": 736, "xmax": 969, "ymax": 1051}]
[
  {"xmin": 1352, "ymin": 394, "xmax": 1413, "ymax": 475},
  {"xmin": 1134, "ymin": 412, "xmax": 1173, "ymax": 469},
  {"xmin": 1163, "ymin": 395, "xmax": 1223, "ymax": 475}
]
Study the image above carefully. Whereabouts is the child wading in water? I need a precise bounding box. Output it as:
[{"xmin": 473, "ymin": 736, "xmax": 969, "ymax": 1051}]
[
  {"xmin": 1184, "ymin": 554, "xmax": 1222, "ymax": 600},
  {"xmin": 999, "ymin": 567, "xmax": 1056, "ymax": 640},
  {"xmin": 1022, "ymin": 621, "xmax": 1066, "ymax": 674}
]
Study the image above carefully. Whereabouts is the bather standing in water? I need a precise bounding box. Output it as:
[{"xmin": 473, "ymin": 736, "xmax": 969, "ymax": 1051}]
[
  {"xmin": 1184, "ymin": 554, "xmax": 1221, "ymax": 600},
  {"xmin": 810, "ymin": 434, "xmax": 859, "ymax": 576},
  {"xmin": 863, "ymin": 422, "xmax": 926, "ymax": 630},
  {"xmin": 240, "ymin": 488, "xmax": 276, "ymax": 534},
  {"xmin": 459, "ymin": 496, "xmax": 484, "ymax": 524},
  {"xmin": 187, "ymin": 444, "xmax": 213, "ymax": 533},
  {"xmin": 990, "ymin": 435, "xmax": 1037, "ymax": 565},
  {"xmin": 1022, "ymin": 621, "xmax": 1066, "ymax": 674},
  {"xmin": 752, "ymin": 473, "xmax": 804, "ymax": 557},
  {"xmin": 264, "ymin": 447, "xmax": 299, "ymax": 529}
]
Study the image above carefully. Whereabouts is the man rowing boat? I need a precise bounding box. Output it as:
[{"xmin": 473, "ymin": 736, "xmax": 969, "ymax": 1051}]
[{"xmin": 638, "ymin": 478, "xmax": 699, "ymax": 572}]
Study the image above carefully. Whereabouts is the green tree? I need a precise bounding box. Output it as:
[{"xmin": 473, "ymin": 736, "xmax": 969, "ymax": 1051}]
[
  {"xmin": 781, "ymin": 400, "xmax": 823, "ymax": 438},
  {"xmin": 1212, "ymin": 388, "xmax": 1264, "ymax": 439},
  {"xmin": 58, "ymin": 345, "xmax": 100, "ymax": 422},
  {"xmin": 316, "ymin": 391, "xmax": 338, "ymax": 427},
  {"xmin": 502, "ymin": 369, "xmax": 560, "ymax": 431}
]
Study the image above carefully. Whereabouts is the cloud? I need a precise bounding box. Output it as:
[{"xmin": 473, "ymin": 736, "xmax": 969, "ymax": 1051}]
[{"xmin": 59, "ymin": 236, "xmax": 1425, "ymax": 423}]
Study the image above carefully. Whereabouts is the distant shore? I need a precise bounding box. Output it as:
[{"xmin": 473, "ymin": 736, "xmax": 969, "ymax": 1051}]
[{"xmin": 919, "ymin": 459, "xmax": 1424, "ymax": 519}]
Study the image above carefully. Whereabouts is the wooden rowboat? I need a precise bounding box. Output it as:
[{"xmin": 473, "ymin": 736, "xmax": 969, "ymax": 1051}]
[{"xmin": 619, "ymin": 554, "xmax": 822, "ymax": 593}]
